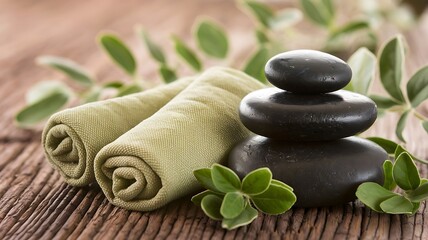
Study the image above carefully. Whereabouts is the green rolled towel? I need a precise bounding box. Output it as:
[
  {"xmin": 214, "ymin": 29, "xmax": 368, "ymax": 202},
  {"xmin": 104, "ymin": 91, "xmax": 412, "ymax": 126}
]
[
  {"xmin": 94, "ymin": 67, "xmax": 264, "ymax": 211},
  {"xmin": 42, "ymin": 77, "xmax": 194, "ymax": 186}
]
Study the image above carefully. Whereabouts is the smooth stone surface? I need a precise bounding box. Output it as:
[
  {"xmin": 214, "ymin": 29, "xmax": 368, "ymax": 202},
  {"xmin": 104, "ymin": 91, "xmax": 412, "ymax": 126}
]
[
  {"xmin": 265, "ymin": 50, "xmax": 352, "ymax": 93},
  {"xmin": 239, "ymin": 88, "xmax": 377, "ymax": 141},
  {"xmin": 228, "ymin": 136, "xmax": 387, "ymax": 207}
]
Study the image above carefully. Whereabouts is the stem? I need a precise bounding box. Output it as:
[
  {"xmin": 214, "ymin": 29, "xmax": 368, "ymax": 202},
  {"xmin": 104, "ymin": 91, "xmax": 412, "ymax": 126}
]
[
  {"xmin": 413, "ymin": 110, "xmax": 428, "ymax": 122},
  {"xmin": 413, "ymin": 157, "xmax": 428, "ymax": 165}
]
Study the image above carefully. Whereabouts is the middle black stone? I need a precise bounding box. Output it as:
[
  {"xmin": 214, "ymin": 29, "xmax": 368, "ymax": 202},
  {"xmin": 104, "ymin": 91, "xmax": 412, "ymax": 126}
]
[{"xmin": 239, "ymin": 87, "xmax": 377, "ymax": 141}]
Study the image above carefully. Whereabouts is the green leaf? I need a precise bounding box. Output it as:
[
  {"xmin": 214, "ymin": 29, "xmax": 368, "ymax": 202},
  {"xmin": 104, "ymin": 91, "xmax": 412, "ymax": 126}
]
[
  {"xmin": 98, "ymin": 34, "xmax": 137, "ymax": 76},
  {"xmin": 201, "ymin": 194, "xmax": 223, "ymax": 220},
  {"xmin": 83, "ymin": 88, "xmax": 101, "ymax": 103},
  {"xmin": 270, "ymin": 179, "xmax": 294, "ymax": 192},
  {"xmin": 221, "ymin": 204, "xmax": 258, "ymax": 230},
  {"xmin": 36, "ymin": 56, "xmax": 94, "ymax": 86},
  {"xmin": 383, "ymin": 160, "xmax": 396, "ymax": 191},
  {"xmin": 300, "ymin": 0, "xmax": 330, "ymax": 27},
  {"xmin": 159, "ymin": 65, "xmax": 177, "ymax": 83},
  {"xmin": 269, "ymin": 8, "xmax": 303, "ymax": 30},
  {"xmin": 243, "ymin": 47, "xmax": 269, "ymax": 83},
  {"xmin": 241, "ymin": 167, "xmax": 272, "ymax": 195},
  {"xmin": 16, "ymin": 92, "xmax": 69, "ymax": 127},
  {"xmin": 255, "ymin": 28, "xmax": 269, "ymax": 45},
  {"xmin": 211, "ymin": 164, "xmax": 241, "ymax": 193},
  {"xmin": 192, "ymin": 190, "xmax": 222, "ymax": 206},
  {"xmin": 116, "ymin": 84, "xmax": 142, "ymax": 97},
  {"xmin": 408, "ymin": 182, "xmax": 428, "ymax": 202},
  {"xmin": 394, "ymin": 144, "xmax": 407, "ymax": 159},
  {"xmin": 329, "ymin": 21, "xmax": 370, "ymax": 41},
  {"xmin": 396, "ymin": 110, "xmax": 410, "ymax": 142},
  {"xmin": 172, "ymin": 36, "xmax": 202, "ymax": 71},
  {"xmin": 380, "ymin": 195, "xmax": 414, "ymax": 214},
  {"xmin": 394, "ymin": 144, "xmax": 428, "ymax": 165},
  {"xmin": 369, "ymin": 95, "xmax": 401, "ymax": 109},
  {"xmin": 379, "ymin": 36, "xmax": 406, "ymax": 103},
  {"xmin": 393, "ymin": 152, "xmax": 420, "ymax": 191},
  {"xmin": 138, "ymin": 28, "xmax": 166, "ymax": 64},
  {"xmin": 26, "ymin": 81, "xmax": 71, "ymax": 104},
  {"xmin": 103, "ymin": 81, "xmax": 124, "ymax": 89},
  {"xmin": 366, "ymin": 137, "xmax": 398, "ymax": 154},
  {"xmin": 412, "ymin": 202, "xmax": 420, "ymax": 214},
  {"xmin": 251, "ymin": 184, "xmax": 296, "ymax": 215},
  {"xmin": 356, "ymin": 182, "xmax": 398, "ymax": 212},
  {"xmin": 195, "ymin": 19, "xmax": 228, "ymax": 59},
  {"xmin": 423, "ymin": 121, "xmax": 428, "ymax": 133},
  {"xmin": 321, "ymin": 0, "xmax": 335, "ymax": 18},
  {"xmin": 346, "ymin": 47, "xmax": 376, "ymax": 95},
  {"xmin": 220, "ymin": 192, "xmax": 245, "ymax": 219},
  {"xmin": 406, "ymin": 66, "xmax": 428, "ymax": 108},
  {"xmin": 242, "ymin": 1, "xmax": 274, "ymax": 27},
  {"xmin": 193, "ymin": 168, "xmax": 221, "ymax": 193}
]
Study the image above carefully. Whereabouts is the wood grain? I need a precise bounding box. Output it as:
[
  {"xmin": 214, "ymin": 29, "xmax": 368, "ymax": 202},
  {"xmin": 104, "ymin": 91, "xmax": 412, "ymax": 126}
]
[{"xmin": 1, "ymin": 0, "xmax": 428, "ymax": 239}]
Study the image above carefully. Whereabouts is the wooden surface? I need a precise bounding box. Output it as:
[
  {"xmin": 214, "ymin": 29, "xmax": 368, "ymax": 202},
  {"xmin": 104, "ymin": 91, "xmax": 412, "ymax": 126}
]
[{"xmin": 1, "ymin": 0, "xmax": 428, "ymax": 239}]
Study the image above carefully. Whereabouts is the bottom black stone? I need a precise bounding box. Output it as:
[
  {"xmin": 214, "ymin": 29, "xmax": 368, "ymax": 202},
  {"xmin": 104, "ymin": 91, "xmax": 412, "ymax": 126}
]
[{"xmin": 227, "ymin": 136, "xmax": 387, "ymax": 207}]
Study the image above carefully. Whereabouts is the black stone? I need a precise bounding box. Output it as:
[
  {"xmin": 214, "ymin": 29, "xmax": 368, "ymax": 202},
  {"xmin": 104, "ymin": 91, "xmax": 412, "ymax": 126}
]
[
  {"xmin": 265, "ymin": 50, "xmax": 352, "ymax": 94},
  {"xmin": 239, "ymin": 88, "xmax": 377, "ymax": 141},
  {"xmin": 227, "ymin": 136, "xmax": 387, "ymax": 207}
]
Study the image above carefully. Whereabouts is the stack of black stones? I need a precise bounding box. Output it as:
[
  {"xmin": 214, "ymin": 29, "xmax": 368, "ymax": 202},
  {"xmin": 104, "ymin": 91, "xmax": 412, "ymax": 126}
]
[{"xmin": 228, "ymin": 50, "xmax": 388, "ymax": 207}]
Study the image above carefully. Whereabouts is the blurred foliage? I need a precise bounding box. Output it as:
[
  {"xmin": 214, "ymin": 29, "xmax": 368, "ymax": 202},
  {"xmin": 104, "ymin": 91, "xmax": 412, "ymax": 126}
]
[{"xmin": 16, "ymin": 0, "xmax": 427, "ymax": 130}]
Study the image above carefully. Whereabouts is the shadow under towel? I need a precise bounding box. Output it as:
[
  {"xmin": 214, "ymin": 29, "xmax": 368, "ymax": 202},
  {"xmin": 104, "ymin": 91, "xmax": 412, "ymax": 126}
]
[
  {"xmin": 94, "ymin": 67, "xmax": 265, "ymax": 211},
  {"xmin": 42, "ymin": 77, "xmax": 194, "ymax": 186}
]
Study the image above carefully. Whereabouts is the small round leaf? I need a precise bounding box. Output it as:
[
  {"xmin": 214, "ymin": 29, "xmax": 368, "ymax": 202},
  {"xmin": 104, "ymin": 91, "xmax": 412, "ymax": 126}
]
[
  {"xmin": 99, "ymin": 34, "xmax": 137, "ymax": 76},
  {"xmin": 220, "ymin": 192, "xmax": 245, "ymax": 219},
  {"xmin": 241, "ymin": 167, "xmax": 272, "ymax": 195},
  {"xmin": 211, "ymin": 164, "xmax": 241, "ymax": 193},
  {"xmin": 251, "ymin": 183, "xmax": 296, "ymax": 215},
  {"xmin": 221, "ymin": 204, "xmax": 258, "ymax": 230},
  {"xmin": 356, "ymin": 182, "xmax": 398, "ymax": 212},
  {"xmin": 172, "ymin": 36, "xmax": 202, "ymax": 71},
  {"xmin": 192, "ymin": 190, "xmax": 222, "ymax": 206},
  {"xmin": 36, "ymin": 56, "xmax": 94, "ymax": 86},
  {"xmin": 195, "ymin": 19, "xmax": 229, "ymax": 59},
  {"xmin": 393, "ymin": 152, "xmax": 420, "ymax": 191},
  {"xmin": 379, "ymin": 35, "xmax": 406, "ymax": 103},
  {"xmin": 16, "ymin": 92, "xmax": 69, "ymax": 127},
  {"xmin": 193, "ymin": 168, "xmax": 220, "ymax": 193},
  {"xmin": 382, "ymin": 160, "xmax": 396, "ymax": 191},
  {"xmin": 379, "ymin": 195, "xmax": 413, "ymax": 214},
  {"xmin": 366, "ymin": 137, "xmax": 398, "ymax": 154},
  {"xmin": 406, "ymin": 66, "xmax": 428, "ymax": 108},
  {"xmin": 201, "ymin": 194, "xmax": 223, "ymax": 220},
  {"xmin": 243, "ymin": 47, "xmax": 269, "ymax": 83}
]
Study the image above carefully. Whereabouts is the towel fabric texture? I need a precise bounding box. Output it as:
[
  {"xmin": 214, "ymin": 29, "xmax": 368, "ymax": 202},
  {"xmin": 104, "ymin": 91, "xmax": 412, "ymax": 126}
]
[
  {"xmin": 42, "ymin": 77, "xmax": 194, "ymax": 186},
  {"xmin": 43, "ymin": 67, "xmax": 264, "ymax": 211}
]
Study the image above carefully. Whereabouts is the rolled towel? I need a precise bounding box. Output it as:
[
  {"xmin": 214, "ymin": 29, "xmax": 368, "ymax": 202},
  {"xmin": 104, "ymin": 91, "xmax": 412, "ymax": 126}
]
[
  {"xmin": 42, "ymin": 77, "xmax": 194, "ymax": 186},
  {"xmin": 94, "ymin": 67, "xmax": 265, "ymax": 211}
]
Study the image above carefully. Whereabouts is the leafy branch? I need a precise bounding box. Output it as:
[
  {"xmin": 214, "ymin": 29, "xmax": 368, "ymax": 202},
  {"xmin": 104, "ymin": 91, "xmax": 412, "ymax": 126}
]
[
  {"xmin": 192, "ymin": 164, "xmax": 296, "ymax": 230},
  {"xmin": 345, "ymin": 35, "xmax": 428, "ymax": 141},
  {"xmin": 357, "ymin": 137, "xmax": 428, "ymax": 214}
]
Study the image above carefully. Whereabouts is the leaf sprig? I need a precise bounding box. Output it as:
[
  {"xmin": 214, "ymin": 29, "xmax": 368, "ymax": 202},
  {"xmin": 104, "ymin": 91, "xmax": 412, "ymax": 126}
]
[
  {"xmin": 345, "ymin": 35, "xmax": 428, "ymax": 142},
  {"xmin": 357, "ymin": 138, "xmax": 428, "ymax": 214},
  {"xmin": 192, "ymin": 164, "xmax": 296, "ymax": 230}
]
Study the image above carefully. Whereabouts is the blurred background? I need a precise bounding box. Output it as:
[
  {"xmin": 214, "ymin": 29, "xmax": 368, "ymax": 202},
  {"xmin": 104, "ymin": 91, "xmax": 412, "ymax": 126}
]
[{"xmin": 1, "ymin": 0, "xmax": 428, "ymax": 144}]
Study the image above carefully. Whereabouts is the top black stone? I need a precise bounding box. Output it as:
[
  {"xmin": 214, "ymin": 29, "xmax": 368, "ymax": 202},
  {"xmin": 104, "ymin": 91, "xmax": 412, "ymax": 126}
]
[{"xmin": 264, "ymin": 50, "xmax": 352, "ymax": 94}]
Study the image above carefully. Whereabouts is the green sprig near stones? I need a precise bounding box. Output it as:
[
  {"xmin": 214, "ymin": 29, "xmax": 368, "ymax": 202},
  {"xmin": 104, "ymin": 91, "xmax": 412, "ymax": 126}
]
[
  {"xmin": 356, "ymin": 146, "xmax": 428, "ymax": 215},
  {"xmin": 192, "ymin": 164, "xmax": 296, "ymax": 230}
]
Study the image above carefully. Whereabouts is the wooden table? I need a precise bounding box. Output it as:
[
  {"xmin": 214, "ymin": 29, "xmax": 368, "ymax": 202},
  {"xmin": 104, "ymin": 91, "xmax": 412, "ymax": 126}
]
[{"xmin": 1, "ymin": 0, "xmax": 428, "ymax": 239}]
